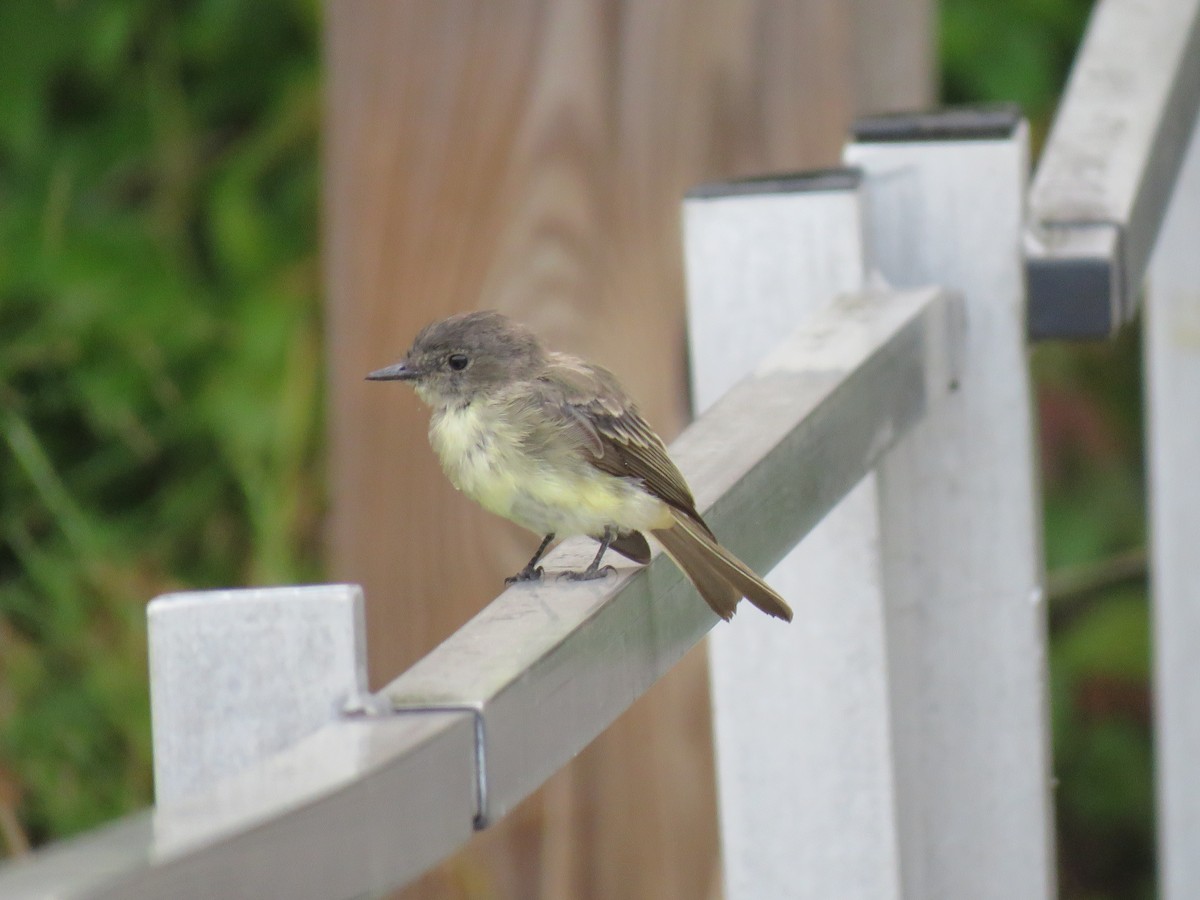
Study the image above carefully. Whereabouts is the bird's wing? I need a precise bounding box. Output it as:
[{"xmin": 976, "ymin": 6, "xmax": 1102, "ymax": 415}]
[{"xmin": 531, "ymin": 354, "xmax": 709, "ymax": 527}]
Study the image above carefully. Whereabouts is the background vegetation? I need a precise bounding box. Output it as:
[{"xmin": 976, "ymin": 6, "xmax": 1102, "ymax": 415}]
[
  {"xmin": 0, "ymin": 0, "xmax": 1153, "ymax": 896},
  {"xmin": 0, "ymin": 0, "xmax": 321, "ymax": 848}
]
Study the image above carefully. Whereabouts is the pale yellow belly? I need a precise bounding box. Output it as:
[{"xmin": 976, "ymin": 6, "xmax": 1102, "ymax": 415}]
[{"xmin": 429, "ymin": 403, "xmax": 671, "ymax": 537}]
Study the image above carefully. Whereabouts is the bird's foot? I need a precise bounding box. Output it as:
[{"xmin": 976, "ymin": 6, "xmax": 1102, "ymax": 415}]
[
  {"xmin": 505, "ymin": 565, "xmax": 544, "ymax": 585},
  {"xmin": 558, "ymin": 565, "xmax": 615, "ymax": 582}
]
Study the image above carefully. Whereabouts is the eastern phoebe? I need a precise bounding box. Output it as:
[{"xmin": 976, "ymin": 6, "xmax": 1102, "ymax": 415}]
[{"xmin": 367, "ymin": 310, "xmax": 792, "ymax": 622}]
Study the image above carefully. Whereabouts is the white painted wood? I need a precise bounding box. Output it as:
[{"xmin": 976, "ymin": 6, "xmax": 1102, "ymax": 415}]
[
  {"xmin": 685, "ymin": 180, "xmax": 867, "ymax": 406},
  {"xmin": 148, "ymin": 584, "xmax": 369, "ymax": 803},
  {"xmin": 0, "ymin": 711, "xmax": 476, "ymax": 899},
  {"xmin": 1146, "ymin": 114, "xmax": 1200, "ymax": 900},
  {"xmin": 846, "ymin": 124, "xmax": 1055, "ymax": 898},
  {"xmin": 684, "ymin": 176, "xmax": 903, "ymax": 899}
]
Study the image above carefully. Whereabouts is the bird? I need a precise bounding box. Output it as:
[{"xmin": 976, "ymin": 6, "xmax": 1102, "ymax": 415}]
[{"xmin": 366, "ymin": 310, "xmax": 792, "ymax": 622}]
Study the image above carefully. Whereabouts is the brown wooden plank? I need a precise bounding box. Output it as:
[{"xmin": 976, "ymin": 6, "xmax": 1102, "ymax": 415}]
[{"xmin": 324, "ymin": 2, "xmax": 931, "ymax": 896}]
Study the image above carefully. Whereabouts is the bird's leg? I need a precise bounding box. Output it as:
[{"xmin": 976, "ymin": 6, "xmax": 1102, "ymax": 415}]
[
  {"xmin": 559, "ymin": 527, "xmax": 617, "ymax": 582},
  {"xmin": 505, "ymin": 533, "xmax": 555, "ymax": 585}
]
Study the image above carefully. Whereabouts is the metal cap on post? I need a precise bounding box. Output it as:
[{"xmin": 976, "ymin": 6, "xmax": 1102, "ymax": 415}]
[
  {"xmin": 850, "ymin": 103, "xmax": 1022, "ymax": 143},
  {"xmin": 148, "ymin": 583, "xmax": 369, "ymax": 804}
]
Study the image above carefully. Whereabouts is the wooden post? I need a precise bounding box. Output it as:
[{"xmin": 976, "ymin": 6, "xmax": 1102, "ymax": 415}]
[{"xmin": 324, "ymin": 3, "xmax": 931, "ymax": 896}]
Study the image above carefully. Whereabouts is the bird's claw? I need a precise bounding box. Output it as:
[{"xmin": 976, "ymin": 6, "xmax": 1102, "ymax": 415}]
[
  {"xmin": 558, "ymin": 565, "xmax": 615, "ymax": 582},
  {"xmin": 505, "ymin": 565, "xmax": 544, "ymax": 585}
]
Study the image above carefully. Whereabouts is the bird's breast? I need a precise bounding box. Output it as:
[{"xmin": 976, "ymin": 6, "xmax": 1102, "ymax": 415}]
[
  {"xmin": 428, "ymin": 400, "xmax": 672, "ymax": 537},
  {"xmin": 428, "ymin": 402, "xmax": 522, "ymax": 515}
]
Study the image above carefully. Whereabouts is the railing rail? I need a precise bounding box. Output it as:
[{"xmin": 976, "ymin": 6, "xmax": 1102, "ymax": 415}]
[
  {"xmin": 1025, "ymin": 0, "xmax": 1200, "ymax": 338},
  {"xmin": 0, "ymin": 285, "xmax": 961, "ymax": 898}
]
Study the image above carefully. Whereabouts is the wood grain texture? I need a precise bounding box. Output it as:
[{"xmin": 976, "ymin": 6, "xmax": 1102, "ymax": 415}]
[{"xmin": 324, "ymin": 2, "xmax": 931, "ymax": 897}]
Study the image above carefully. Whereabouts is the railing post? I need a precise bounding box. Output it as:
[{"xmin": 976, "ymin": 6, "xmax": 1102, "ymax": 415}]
[
  {"xmin": 845, "ymin": 108, "xmax": 1055, "ymax": 897},
  {"xmin": 1146, "ymin": 113, "xmax": 1200, "ymax": 900},
  {"xmin": 148, "ymin": 584, "xmax": 369, "ymax": 803},
  {"xmin": 684, "ymin": 171, "xmax": 903, "ymax": 898}
]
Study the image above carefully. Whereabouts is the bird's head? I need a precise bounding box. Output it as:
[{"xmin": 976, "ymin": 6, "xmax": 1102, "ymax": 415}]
[{"xmin": 366, "ymin": 310, "xmax": 547, "ymax": 407}]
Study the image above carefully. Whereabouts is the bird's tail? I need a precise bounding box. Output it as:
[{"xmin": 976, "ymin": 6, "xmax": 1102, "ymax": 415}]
[{"xmin": 652, "ymin": 511, "xmax": 793, "ymax": 622}]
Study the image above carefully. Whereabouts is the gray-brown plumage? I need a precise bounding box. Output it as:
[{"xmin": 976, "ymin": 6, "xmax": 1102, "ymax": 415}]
[{"xmin": 367, "ymin": 310, "xmax": 792, "ymax": 623}]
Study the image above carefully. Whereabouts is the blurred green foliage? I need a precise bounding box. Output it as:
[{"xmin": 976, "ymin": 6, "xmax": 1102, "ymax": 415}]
[
  {"xmin": 0, "ymin": 0, "xmax": 321, "ymax": 847},
  {"xmin": 0, "ymin": 1, "xmax": 1158, "ymax": 896},
  {"xmin": 943, "ymin": 0, "xmax": 1091, "ymax": 129},
  {"xmin": 947, "ymin": 0, "xmax": 1156, "ymax": 896}
]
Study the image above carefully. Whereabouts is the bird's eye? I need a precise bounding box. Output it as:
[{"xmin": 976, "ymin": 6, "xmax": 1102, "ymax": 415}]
[{"xmin": 447, "ymin": 353, "xmax": 469, "ymax": 371}]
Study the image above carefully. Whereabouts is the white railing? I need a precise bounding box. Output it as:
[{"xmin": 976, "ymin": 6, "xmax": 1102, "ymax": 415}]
[{"xmin": 2, "ymin": 0, "xmax": 1198, "ymax": 896}]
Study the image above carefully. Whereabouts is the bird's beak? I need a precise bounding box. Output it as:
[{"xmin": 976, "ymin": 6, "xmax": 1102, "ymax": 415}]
[{"xmin": 365, "ymin": 361, "xmax": 418, "ymax": 382}]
